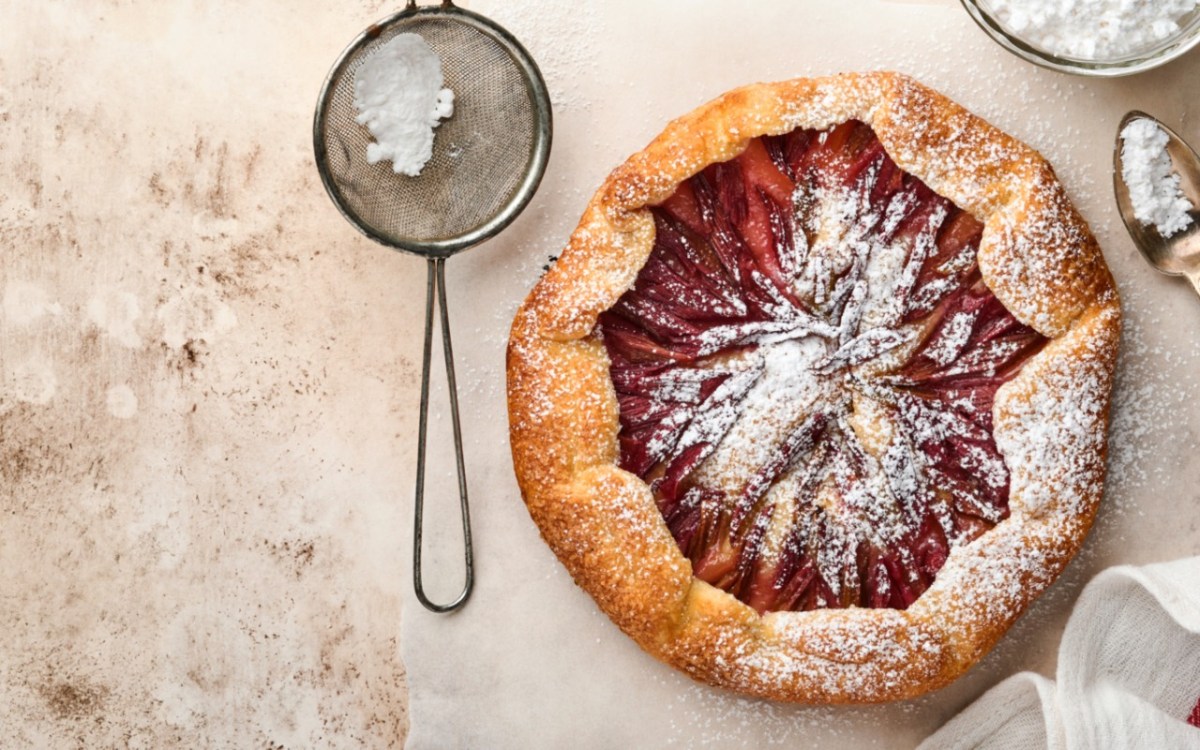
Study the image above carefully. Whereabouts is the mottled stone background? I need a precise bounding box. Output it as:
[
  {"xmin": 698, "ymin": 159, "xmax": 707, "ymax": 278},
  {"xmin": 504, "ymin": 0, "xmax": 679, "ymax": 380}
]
[
  {"xmin": 5, "ymin": 1, "xmax": 1200, "ymax": 748},
  {"xmin": 1, "ymin": 2, "xmax": 417, "ymax": 746}
]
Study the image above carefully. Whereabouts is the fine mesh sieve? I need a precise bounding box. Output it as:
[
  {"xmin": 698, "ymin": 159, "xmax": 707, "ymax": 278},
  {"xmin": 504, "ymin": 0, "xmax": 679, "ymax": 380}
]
[{"xmin": 313, "ymin": 0, "xmax": 552, "ymax": 613}]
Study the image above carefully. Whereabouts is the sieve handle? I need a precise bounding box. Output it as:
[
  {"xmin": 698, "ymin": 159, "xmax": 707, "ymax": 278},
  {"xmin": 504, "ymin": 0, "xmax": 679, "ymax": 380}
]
[{"xmin": 413, "ymin": 256, "xmax": 474, "ymax": 613}]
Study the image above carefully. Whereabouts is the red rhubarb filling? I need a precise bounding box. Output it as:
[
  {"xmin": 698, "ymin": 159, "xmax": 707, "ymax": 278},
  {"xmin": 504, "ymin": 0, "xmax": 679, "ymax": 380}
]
[{"xmin": 597, "ymin": 121, "xmax": 1047, "ymax": 613}]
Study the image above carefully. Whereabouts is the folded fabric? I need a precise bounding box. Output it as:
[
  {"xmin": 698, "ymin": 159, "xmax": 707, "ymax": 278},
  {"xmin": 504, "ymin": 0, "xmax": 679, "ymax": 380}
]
[{"xmin": 921, "ymin": 557, "xmax": 1200, "ymax": 749}]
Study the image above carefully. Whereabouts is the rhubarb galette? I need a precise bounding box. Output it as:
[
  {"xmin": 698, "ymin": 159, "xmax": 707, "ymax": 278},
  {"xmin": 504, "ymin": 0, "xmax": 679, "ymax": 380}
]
[{"xmin": 507, "ymin": 72, "xmax": 1119, "ymax": 703}]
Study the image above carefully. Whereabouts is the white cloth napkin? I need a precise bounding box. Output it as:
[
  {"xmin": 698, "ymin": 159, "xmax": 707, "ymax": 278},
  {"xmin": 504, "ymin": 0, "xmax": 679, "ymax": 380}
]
[{"xmin": 921, "ymin": 558, "xmax": 1200, "ymax": 749}]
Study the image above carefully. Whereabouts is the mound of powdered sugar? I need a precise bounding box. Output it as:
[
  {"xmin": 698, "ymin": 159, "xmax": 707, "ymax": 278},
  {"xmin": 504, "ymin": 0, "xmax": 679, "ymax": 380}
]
[
  {"xmin": 984, "ymin": 0, "xmax": 1200, "ymax": 60},
  {"xmin": 353, "ymin": 33, "xmax": 455, "ymax": 176},
  {"xmin": 1120, "ymin": 117, "xmax": 1196, "ymax": 238}
]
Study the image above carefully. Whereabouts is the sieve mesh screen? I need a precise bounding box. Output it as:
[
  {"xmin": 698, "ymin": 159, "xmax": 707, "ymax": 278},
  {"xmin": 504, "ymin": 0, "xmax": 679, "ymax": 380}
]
[{"xmin": 317, "ymin": 15, "xmax": 538, "ymax": 247}]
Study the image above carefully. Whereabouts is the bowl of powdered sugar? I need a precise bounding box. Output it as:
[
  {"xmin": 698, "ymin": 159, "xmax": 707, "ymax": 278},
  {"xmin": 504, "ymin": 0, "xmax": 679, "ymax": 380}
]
[{"xmin": 961, "ymin": 0, "xmax": 1200, "ymax": 75}]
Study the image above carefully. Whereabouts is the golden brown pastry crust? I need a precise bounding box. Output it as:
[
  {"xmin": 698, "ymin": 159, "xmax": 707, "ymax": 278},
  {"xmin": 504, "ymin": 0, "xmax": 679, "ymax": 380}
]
[{"xmin": 506, "ymin": 72, "xmax": 1120, "ymax": 703}]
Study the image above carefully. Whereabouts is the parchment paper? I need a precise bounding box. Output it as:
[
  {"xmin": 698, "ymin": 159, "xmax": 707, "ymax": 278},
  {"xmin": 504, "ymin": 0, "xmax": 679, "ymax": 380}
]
[{"xmin": 402, "ymin": 1, "xmax": 1200, "ymax": 748}]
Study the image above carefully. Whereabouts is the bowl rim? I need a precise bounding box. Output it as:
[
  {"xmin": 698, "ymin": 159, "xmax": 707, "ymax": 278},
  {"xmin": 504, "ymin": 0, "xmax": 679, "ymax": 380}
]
[{"xmin": 959, "ymin": 0, "xmax": 1200, "ymax": 77}]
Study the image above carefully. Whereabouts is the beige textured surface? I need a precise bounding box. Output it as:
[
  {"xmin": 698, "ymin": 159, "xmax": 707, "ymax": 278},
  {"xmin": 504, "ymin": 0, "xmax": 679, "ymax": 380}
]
[
  {"xmin": 1, "ymin": 1, "xmax": 417, "ymax": 746},
  {"xmin": 5, "ymin": 0, "xmax": 1200, "ymax": 748}
]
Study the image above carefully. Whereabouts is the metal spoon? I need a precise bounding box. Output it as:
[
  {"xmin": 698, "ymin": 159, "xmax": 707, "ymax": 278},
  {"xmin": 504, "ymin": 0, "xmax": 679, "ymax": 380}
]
[{"xmin": 1113, "ymin": 110, "xmax": 1200, "ymax": 295}]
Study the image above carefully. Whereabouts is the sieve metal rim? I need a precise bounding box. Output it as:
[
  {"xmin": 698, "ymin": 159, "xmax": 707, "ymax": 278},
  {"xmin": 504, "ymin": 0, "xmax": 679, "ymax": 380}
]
[{"xmin": 312, "ymin": 2, "xmax": 553, "ymax": 259}]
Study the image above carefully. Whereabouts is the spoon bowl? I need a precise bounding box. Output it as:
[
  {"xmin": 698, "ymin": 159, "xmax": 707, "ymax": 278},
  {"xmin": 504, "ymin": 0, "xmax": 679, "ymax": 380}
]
[{"xmin": 1113, "ymin": 111, "xmax": 1200, "ymax": 291}]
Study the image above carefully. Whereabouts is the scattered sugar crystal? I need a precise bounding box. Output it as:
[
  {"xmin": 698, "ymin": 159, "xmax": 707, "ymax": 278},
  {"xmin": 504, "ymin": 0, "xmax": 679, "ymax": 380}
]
[
  {"xmin": 1120, "ymin": 117, "xmax": 1196, "ymax": 238},
  {"xmin": 353, "ymin": 33, "xmax": 455, "ymax": 176}
]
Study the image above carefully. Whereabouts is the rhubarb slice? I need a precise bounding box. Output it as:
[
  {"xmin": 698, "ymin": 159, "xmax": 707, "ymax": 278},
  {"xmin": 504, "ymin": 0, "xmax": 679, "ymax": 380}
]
[{"xmin": 597, "ymin": 121, "xmax": 1047, "ymax": 614}]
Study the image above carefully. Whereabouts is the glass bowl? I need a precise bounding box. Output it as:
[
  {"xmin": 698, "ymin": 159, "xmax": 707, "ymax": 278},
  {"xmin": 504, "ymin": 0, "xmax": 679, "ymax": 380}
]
[{"xmin": 960, "ymin": 0, "xmax": 1200, "ymax": 77}]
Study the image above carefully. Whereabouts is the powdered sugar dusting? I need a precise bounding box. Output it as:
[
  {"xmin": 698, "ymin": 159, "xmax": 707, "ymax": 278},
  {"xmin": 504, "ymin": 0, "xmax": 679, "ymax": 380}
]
[
  {"xmin": 1100, "ymin": 285, "xmax": 1199, "ymax": 512},
  {"xmin": 599, "ymin": 120, "xmax": 1048, "ymax": 614},
  {"xmin": 923, "ymin": 311, "xmax": 976, "ymax": 366},
  {"xmin": 995, "ymin": 307, "xmax": 1115, "ymax": 517},
  {"xmin": 483, "ymin": 3, "xmax": 604, "ymax": 111}
]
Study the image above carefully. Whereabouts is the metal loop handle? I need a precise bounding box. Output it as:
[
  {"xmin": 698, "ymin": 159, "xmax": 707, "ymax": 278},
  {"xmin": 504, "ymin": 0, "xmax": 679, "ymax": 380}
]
[{"xmin": 413, "ymin": 257, "xmax": 474, "ymax": 613}]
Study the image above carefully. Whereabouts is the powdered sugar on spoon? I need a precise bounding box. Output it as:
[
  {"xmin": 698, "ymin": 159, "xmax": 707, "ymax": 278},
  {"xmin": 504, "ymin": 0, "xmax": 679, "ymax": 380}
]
[{"xmin": 1114, "ymin": 111, "xmax": 1200, "ymax": 296}]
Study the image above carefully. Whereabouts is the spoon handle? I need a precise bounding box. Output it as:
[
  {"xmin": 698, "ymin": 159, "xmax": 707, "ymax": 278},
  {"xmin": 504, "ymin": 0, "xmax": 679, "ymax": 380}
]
[{"xmin": 1187, "ymin": 269, "xmax": 1200, "ymax": 301}]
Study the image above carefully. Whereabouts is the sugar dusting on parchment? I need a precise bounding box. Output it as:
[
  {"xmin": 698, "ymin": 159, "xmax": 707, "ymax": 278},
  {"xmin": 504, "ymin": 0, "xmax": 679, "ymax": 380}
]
[
  {"xmin": 484, "ymin": 3, "xmax": 604, "ymax": 112},
  {"xmin": 1102, "ymin": 286, "xmax": 1199, "ymax": 510}
]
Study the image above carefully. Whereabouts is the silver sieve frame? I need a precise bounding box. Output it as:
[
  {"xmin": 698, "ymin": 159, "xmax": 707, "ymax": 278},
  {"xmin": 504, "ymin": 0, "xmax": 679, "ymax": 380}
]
[{"xmin": 312, "ymin": 1, "xmax": 553, "ymax": 258}]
